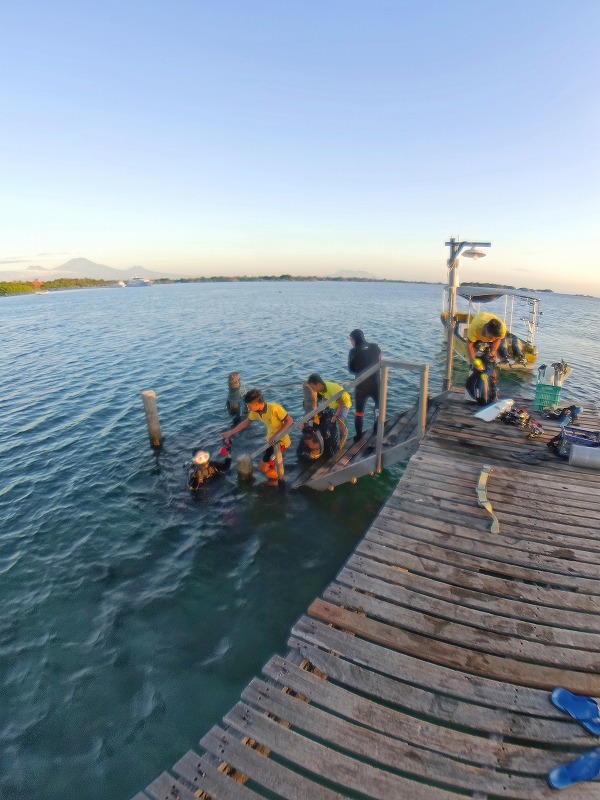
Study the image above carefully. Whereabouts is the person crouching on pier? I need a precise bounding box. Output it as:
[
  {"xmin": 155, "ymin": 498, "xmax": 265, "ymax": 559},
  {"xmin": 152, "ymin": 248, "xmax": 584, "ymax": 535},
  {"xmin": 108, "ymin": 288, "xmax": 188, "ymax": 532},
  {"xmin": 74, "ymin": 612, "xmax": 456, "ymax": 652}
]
[{"xmin": 221, "ymin": 388, "xmax": 293, "ymax": 481}]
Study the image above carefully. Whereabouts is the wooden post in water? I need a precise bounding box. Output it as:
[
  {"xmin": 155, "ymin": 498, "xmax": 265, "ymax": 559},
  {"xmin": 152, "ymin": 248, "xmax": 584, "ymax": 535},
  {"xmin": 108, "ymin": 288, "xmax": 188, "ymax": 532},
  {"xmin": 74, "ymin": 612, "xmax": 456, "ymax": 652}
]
[
  {"xmin": 141, "ymin": 390, "xmax": 162, "ymax": 447},
  {"xmin": 236, "ymin": 454, "xmax": 254, "ymax": 481},
  {"xmin": 274, "ymin": 445, "xmax": 285, "ymax": 484}
]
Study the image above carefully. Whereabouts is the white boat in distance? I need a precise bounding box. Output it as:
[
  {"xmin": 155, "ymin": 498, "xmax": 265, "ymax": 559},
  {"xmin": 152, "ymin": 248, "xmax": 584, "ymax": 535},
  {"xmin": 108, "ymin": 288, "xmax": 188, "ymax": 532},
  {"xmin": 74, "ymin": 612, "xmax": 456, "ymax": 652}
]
[{"xmin": 127, "ymin": 276, "xmax": 152, "ymax": 287}]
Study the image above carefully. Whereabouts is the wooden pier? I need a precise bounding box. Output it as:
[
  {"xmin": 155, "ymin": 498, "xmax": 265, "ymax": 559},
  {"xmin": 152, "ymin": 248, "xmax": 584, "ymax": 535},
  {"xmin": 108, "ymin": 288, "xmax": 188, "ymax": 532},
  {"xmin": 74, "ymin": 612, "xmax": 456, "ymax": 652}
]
[{"xmin": 138, "ymin": 390, "xmax": 600, "ymax": 800}]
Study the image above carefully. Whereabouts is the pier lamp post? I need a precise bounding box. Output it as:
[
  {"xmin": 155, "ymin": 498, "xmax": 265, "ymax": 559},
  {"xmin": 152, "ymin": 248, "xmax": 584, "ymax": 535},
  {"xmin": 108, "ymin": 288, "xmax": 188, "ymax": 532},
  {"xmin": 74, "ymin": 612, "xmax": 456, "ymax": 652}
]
[{"xmin": 443, "ymin": 237, "xmax": 491, "ymax": 391}]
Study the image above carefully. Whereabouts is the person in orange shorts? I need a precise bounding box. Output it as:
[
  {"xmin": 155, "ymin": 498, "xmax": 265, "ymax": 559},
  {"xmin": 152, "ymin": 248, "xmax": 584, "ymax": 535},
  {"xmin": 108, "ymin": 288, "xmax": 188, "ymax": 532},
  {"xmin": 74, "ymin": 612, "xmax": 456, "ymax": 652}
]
[{"xmin": 221, "ymin": 388, "xmax": 293, "ymax": 480}]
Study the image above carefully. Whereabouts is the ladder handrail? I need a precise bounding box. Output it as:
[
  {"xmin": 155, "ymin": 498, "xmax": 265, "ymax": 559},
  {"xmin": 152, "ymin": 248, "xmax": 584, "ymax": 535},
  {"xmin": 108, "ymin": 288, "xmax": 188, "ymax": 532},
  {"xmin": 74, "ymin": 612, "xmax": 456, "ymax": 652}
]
[{"xmin": 248, "ymin": 357, "xmax": 429, "ymax": 462}]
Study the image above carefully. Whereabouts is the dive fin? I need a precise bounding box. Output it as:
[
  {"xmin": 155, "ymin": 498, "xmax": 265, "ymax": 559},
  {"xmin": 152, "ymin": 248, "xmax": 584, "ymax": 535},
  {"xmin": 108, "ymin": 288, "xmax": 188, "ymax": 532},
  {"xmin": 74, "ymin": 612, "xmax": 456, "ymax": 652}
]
[{"xmin": 473, "ymin": 399, "xmax": 514, "ymax": 422}]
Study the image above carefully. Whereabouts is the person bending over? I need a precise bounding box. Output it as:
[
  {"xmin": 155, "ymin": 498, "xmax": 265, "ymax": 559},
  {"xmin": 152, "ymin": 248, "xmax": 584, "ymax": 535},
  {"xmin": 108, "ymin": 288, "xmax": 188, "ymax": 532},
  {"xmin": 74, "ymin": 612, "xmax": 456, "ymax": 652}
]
[
  {"xmin": 305, "ymin": 373, "xmax": 350, "ymax": 449},
  {"xmin": 466, "ymin": 313, "xmax": 506, "ymax": 363},
  {"xmin": 221, "ymin": 388, "xmax": 293, "ymax": 481}
]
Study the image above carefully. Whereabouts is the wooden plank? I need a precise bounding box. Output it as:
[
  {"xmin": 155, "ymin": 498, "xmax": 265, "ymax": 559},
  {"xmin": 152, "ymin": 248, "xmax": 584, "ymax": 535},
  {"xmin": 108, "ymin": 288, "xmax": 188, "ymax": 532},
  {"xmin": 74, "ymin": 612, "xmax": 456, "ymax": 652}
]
[
  {"xmin": 403, "ymin": 456, "xmax": 600, "ymax": 508},
  {"xmin": 387, "ymin": 488, "xmax": 600, "ymax": 545},
  {"xmin": 396, "ymin": 471, "xmax": 600, "ymax": 525},
  {"xmin": 307, "ymin": 599, "xmax": 600, "ymax": 693},
  {"xmin": 286, "ymin": 640, "xmax": 596, "ymax": 745},
  {"xmin": 355, "ymin": 539, "xmax": 600, "ymax": 613},
  {"xmin": 378, "ymin": 506, "xmax": 600, "ymax": 572},
  {"xmin": 144, "ymin": 772, "xmax": 198, "ymax": 800},
  {"xmin": 365, "ymin": 526, "xmax": 600, "ymax": 595},
  {"xmin": 337, "ymin": 564, "xmax": 600, "ymax": 647},
  {"xmin": 346, "ymin": 553, "xmax": 600, "ymax": 633},
  {"xmin": 323, "ymin": 582, "xmax": 600, "ymax": 670},
  {"xmin": 239, "ymin": 679, "xmax": 561, "ymax": 797},
  {"xmin": 222, "ymin": 703, "xmax": 469, "ymax": 800},
  {"xmin": 378, "ymin": 505, "xmax": 600, "ymax": 564},
  {"xmin": 200, "ymin": 725, "xmax": 344, "ymax": 800},
  {"xmin": 259, "ymin": 658, "xmax": 581, "ymax": 772},
  {"xmin": 173, "ymin": 750, "xmax": 265, "ymax": 800}
]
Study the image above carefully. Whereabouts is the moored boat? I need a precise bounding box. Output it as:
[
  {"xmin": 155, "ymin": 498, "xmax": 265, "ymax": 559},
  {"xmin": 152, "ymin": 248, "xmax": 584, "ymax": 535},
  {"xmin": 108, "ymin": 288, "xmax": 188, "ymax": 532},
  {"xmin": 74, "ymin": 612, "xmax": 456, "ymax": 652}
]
[
  {"xmin": 127, "ymin": 276, "xmax": 152, "ymax": 287},
  {"xmin": 441, "ymin": 284, "xmax": 539, "ymax": 370}
]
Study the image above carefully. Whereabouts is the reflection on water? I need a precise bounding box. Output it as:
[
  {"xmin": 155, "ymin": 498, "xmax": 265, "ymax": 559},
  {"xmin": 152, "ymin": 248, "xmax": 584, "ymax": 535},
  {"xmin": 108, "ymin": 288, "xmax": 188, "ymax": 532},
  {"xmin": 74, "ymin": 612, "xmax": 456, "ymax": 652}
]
[{"xmin": 0, "ymin": 282, "xmax": 598, "ymax": 800}]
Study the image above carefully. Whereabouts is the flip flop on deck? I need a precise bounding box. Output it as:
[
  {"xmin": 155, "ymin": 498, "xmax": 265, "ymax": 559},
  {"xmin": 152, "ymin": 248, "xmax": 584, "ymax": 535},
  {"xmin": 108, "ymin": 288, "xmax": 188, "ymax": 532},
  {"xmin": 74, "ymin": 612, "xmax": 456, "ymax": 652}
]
[
  {"xmin": 548, "ymin": 747, "xmax": 600, "ymax": 789},
  {"xmin": 551, "ymin": 688, "xmax": 600, "ymax": 735}
]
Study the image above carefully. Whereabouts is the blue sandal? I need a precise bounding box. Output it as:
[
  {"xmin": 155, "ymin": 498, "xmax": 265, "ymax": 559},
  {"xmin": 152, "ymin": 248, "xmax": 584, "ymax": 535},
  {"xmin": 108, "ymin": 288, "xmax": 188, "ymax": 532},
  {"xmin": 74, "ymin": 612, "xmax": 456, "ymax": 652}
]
[
  {"xmin": 551, "ymin": 688, "xmax": 600, "ymax": 736},
  {"xmin": 548, "ymin": 747, "xmax": 600, "ymax": 789}
]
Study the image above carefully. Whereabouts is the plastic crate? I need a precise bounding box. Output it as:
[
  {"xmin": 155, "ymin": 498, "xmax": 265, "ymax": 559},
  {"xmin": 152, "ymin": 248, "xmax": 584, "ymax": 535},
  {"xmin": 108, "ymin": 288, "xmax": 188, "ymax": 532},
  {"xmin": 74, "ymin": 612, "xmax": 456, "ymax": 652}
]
[
  {"xmin": 555, "ymin": 426, "xmax": 600, "ymax": 459},
  {"xmin": 534, "ymin": 383, "xmax": 562, "ymax": 411}
]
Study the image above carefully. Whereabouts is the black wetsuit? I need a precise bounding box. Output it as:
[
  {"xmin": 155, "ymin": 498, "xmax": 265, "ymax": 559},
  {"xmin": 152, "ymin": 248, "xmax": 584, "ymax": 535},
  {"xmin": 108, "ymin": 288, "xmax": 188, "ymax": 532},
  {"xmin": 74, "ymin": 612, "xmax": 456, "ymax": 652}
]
[
  {"xmin": 348, "ymin": 329, "xmax": 381, "ymax": 438},
  {"xmin": 188, "ymin": 456, "xmax": 232, "ymax": 490}
]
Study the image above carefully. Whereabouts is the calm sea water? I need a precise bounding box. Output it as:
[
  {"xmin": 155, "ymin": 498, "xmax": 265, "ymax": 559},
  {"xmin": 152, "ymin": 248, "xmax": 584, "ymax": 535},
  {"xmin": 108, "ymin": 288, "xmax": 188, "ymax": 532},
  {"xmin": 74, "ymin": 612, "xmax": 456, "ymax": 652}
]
[{"xmin": 1, "ymin": 281, "xmax": 598, "ymax": 800}]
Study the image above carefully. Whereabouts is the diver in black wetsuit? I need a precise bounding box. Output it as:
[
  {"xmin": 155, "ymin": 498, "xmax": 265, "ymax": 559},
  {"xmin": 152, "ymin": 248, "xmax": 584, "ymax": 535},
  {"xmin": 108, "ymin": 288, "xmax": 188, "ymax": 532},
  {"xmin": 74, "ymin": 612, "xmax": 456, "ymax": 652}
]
[
  {"xmin": 347, "ymin": 329, "xmax": 381, "ymax": 441},
  {"xmin": 187, "ymin": 439, "xmax": 232, "ymax": 491}
]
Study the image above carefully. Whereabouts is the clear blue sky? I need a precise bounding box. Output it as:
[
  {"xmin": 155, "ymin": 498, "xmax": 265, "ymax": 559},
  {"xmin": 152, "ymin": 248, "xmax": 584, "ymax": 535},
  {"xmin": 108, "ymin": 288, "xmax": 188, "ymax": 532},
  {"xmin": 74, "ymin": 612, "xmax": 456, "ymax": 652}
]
[{"xmin": 2, "ymin": 1, "xmax": 599, "ymax": 292}]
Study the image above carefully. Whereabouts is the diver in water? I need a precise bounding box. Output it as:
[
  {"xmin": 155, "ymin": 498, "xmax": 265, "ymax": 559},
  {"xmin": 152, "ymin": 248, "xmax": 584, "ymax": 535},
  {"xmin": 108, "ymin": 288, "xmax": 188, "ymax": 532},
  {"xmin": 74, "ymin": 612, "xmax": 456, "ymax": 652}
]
[{"xmin": 188, "ymin": 439, "xmax": 232, "ymax": 491}]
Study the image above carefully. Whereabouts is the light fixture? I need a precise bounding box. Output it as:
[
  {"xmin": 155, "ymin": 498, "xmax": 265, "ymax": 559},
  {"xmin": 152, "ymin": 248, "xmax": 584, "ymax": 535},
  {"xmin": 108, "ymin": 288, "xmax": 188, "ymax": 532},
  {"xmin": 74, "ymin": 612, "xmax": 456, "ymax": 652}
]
[{"xmin": 461, "ymin": 246, "xmax": 487, "ymax": 260}]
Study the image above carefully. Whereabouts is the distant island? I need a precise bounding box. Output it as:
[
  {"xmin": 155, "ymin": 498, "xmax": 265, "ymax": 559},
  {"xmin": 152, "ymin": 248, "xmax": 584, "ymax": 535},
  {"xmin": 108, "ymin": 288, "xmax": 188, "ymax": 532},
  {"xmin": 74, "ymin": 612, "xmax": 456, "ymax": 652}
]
[
  {"xmin": 0, "ymin": 274, "xmax": 443, "ymax": 296},
  {"xmin": 1, "ymin": 257, "xmax": 596, "ymax": 297}
]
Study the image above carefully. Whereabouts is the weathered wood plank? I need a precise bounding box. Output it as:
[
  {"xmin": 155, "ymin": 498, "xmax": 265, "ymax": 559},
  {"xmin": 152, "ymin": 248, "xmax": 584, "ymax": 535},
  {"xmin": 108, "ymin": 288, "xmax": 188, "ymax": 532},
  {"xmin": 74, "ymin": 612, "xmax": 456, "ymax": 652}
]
[
  {"xmin": 355, "ymin": 538, "xmax": 600, "ymax": 612},
  {"xmin": 286, "ymin": 640, "xmax": 596, "ymax": 745},
  {"xmin": 200, "ymin": 725, "xmax": 344, "ymax": 800},
  {"xmin": 223, "ymin": 702, "xmax": 469, "ymax": 800},
  {"xmin": 378, "ymin": 505, "xmax": 600, "ymax": 564},
  {"xmin": 365, "ymin": 527, "xmax": 600, "ymax": 594},
  {"xmin": 346, "ymin": 553, "xmax": 600, "ymax": 633},
  {"xmin": 308, "ymin": 599, "xmax": 600, "ymax": 693},
  {"xmin": 240, "ymin": 679, "xmax": 561, "ymax": 797},
  {"xmin": 337, "ymin": 565, "xmax": 600, "ymax": 647},
  {"xmin": 377, "ymin": 506, "xmax": 600, "ymax": 572},
  {"xmin": 259, "ymin": 658, "xmax": 582, "ymax": 772},
  {"xmin": 323, "ymin": 582, "xmax": 600, "ymax": 669},
  {"xmin": 144, "ymin": 772, "xmax": 198, "ymax": 800},
  {"xmin": 174, "ymin": 750, "xmax": 267, "ymax": 799}
]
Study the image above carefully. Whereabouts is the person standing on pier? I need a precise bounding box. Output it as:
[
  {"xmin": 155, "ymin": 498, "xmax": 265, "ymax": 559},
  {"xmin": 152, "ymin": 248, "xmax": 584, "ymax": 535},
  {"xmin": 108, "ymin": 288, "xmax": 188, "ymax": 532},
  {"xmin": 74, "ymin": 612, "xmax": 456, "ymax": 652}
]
[
  {"xmin": 347, "ymin": 329, "xmax": 381, "ymax": 442},
  {"xmin": 221, "ymin": 388, "xmax": 293, "ymax": 481}
]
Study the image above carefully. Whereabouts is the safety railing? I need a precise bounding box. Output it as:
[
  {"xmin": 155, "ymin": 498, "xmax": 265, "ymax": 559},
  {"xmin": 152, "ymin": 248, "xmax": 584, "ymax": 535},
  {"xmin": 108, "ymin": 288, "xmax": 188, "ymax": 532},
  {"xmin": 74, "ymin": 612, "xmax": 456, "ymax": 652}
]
[{"xmin": 248, "ymin": 358, "xmax": 429, "ymax": 488}]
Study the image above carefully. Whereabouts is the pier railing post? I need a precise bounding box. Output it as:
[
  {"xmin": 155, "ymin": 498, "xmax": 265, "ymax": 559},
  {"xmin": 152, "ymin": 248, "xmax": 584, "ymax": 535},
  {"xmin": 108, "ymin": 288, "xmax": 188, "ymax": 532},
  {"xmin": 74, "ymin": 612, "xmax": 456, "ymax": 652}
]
[
  {"xmin": 375, "ymin": 365, "xmax": 389, "ymax": 473},
  {"xmin": 418, "ymin": 364, "xmax": 429, "ymax": 439},
  {"xmin": 141, "ymin": 390, "xmax": 162, "ymax": 448}
]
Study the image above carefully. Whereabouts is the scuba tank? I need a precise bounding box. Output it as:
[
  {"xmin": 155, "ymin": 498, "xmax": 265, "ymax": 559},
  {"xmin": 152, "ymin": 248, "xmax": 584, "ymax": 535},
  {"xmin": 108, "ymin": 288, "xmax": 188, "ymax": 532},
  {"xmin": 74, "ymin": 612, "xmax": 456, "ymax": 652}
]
[
  {"xmin": 466, "ymin": 352, "xmax": 498, "ymax": 406},
  {"xmin": 297, "ymin": 423, "xmax": 324, "ymax": 461},
  {"xmin": 319, "ymin": 407, "xmax": 341, "ymax": 457}
]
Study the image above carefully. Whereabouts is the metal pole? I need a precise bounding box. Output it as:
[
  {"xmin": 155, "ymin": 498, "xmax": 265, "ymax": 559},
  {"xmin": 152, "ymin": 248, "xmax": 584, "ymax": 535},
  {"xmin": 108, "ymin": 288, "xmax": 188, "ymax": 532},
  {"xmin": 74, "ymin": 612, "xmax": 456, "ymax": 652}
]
[
  {"xmin": 375, "ymin": 365, "xmax": 389, "ymax": 473},
  {"xmin": 443, "ymin": 238, "xmax": 459, "ymax": 391},
  {"xmin": 417, "ymin": 364, "xmax": 429, "ymax": 438}
]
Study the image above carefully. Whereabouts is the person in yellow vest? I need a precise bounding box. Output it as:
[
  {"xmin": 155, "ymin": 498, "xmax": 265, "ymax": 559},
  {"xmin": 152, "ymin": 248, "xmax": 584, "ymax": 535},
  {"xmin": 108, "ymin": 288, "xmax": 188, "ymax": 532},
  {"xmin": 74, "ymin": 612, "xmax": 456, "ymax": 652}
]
[
  {"xmin": 305, "ymin": 374, "xmax": 351, "ymax": 449},
  {"xmin": 466, "ymin": 313, "xmax": 506, "ymax": 363},
  {"xmin": 221, "ymin": 388, "xmax": 293, "ymax": 480}
]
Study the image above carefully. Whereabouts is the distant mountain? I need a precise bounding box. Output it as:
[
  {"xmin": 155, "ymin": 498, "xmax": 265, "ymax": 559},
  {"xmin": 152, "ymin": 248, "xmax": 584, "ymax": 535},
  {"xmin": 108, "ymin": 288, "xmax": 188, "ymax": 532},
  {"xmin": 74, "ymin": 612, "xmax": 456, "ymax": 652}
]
[
  {"xmin": 327, "ymin": 269, "xmax": 379, "ymax": 280},
  {"xmin": 1, "ymin": 258, "xmax": 184, "ymax": 282}
]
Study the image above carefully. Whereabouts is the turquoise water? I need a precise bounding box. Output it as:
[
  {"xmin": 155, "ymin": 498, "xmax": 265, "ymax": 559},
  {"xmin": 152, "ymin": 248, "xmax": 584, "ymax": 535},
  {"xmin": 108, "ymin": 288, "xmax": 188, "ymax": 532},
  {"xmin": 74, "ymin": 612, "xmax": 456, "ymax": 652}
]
[{"xmin": 1, "ymin": 281, "xmax": 598, "ymax": 800}]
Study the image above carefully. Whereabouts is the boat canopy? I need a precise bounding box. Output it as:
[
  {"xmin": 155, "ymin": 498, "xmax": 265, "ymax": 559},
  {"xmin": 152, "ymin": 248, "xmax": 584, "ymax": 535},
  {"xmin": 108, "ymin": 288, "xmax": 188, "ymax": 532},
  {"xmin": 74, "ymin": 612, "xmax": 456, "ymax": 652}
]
[{"xmin": 457, "ymin": 285, "xmax": 539, "ymax": 303}]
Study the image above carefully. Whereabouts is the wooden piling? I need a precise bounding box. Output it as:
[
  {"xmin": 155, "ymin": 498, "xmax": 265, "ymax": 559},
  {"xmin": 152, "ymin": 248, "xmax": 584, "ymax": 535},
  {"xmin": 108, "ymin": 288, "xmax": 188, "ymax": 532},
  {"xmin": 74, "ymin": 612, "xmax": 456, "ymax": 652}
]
[
  {"xmin": 236, "ymin": 455, "xmax": 254, "ymax": 481},
  {"xmin": 141, "ymin": 390, "xmax": 161, "ymax": 447}
]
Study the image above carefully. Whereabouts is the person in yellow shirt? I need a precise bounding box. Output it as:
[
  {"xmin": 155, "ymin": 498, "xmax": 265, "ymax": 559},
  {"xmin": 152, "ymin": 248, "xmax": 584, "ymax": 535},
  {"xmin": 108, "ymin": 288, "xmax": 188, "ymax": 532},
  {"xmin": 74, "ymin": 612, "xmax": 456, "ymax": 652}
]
[
  {"xmin": 466, "ymin": 313, "xmax": 506, "ymax": 363},
  {"xmin": 305, "ymin": 373, "xmax": 351, "ymax": 449},
  {"xmin": 221, "ymin": 388, "xmax": 293, "ymax": 481}
]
